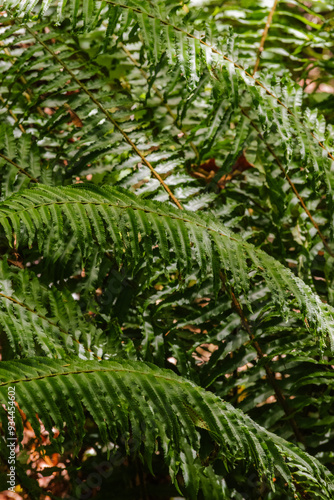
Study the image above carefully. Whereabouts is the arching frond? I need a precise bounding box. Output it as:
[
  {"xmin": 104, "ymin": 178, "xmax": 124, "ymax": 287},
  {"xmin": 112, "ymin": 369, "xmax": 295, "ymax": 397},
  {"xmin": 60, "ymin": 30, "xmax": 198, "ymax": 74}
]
[
  {"xmin": 0, "ymin": 184, "xmax": 333, "ymax": 349},
  {"xmin": 5, "ymin": 0, "xmax": 334, "ymax": 215},
  {"xmin": 0, "ymin": 357, "xmax": 333, "ymax": 499}
]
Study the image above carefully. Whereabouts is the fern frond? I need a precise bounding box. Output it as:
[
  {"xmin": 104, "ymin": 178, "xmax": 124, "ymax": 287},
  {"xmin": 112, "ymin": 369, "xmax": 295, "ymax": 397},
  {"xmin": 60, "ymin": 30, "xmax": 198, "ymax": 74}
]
[
  {"xmin": 0, "ymin": 184, "xmax": 333, "ymax": 349},
  {"xmin": 0, "ymin": 19, "xmax": 190, "ymax": 208},
  {"xmin": 0, "ymin": 357, "xmax": 333, "ymax": 498},
  {"xmin": 23, "ymin": 24, "xmax": 184, "ymax": 209},
  {"xmin": 0, "ymin": 260, "xmax": 105, "ymax": 359},
  {"xmin": 0, "ymin": 124, "xmax": 39, "ymax": 196},
  {"xmin": 103, "ymin": 1, "xmax": 334, "ymax": 182},
  {"xmin": 5, "ymin": 1, "xmax": 334, "ymax": 221}
]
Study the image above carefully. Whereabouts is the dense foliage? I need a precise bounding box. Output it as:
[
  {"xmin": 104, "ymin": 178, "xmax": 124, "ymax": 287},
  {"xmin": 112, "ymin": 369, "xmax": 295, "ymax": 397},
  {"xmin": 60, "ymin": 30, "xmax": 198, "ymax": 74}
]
[{"xmin": 0, "ymin": 0, "xmax": 334, "ymax": 498}]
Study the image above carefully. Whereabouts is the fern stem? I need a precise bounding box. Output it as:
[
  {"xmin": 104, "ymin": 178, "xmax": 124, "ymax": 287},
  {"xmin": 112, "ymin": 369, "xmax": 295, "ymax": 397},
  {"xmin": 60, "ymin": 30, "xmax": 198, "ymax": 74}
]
[
  {"xmin": 0, "ymin": 153, "xmax": 38, "ymax": 182},
  {"xmin": 116, "ymin": 38, "xmax": 199, "ymax": 159},
  {"xmin": 247, "ymin": 10, "xmax": 334, "ymax": 257},
  {"xmin": 253, "ymin": 0, "xmax": 279, "ymax": 74},
  {"xmin": 240, "ymin": 108, "xmax": 334, "ymax": 257},
  {"xmin": 24, "ymin": 26, "xmax": 183, "ymax": 210},
  {"xmin": 0, "ymin": 95, "xmax": 25, "ymax": 134},
  {"xmin": 105, "ymin": 1, "xmax": 334, "ymax": 165},
  {"xmin": 220, "ymin": 272, "xmax": 304, "ymax": 443},
  {"xmin": 0, "ymin": 198, "xmax": 239, "ymax": 244},
  {"xmin": 0, "ymin": 365, "xmax": 186, "ymax": 387}
]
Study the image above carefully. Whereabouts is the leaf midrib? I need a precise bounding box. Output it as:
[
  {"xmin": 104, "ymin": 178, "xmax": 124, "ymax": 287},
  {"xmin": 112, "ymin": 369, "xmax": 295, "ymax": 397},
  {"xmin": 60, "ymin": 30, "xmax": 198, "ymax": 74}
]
[
  {"xmin": 0, "ymin": 196, "xmax": 238, "ymax": 243},
  {"xmin": 0, "ymin": 364, "xmax": 191, "ymax": 387}
]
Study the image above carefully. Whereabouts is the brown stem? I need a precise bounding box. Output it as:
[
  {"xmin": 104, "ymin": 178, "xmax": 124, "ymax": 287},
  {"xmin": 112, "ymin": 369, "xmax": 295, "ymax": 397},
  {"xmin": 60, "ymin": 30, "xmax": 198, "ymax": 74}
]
[
  {"xmin": 116, "ymin": 38, "xmax": 199, "ymax": 159},
  {"xmin": 26, "ymin": 27, "xmax": 183, "ymax": 210},
  {"xmin": 253, "ymin": 0, "xmax": 279, "ymax": 74},
  {"xmin": 0, "ymin": 153, "xmax": 38, "ymax": 182},
  {"xmin": 248, "ymin": 5, "xmax": 333, "ymax": 255},
  {"xmin": 220, "ymin": 272, "xmax": 304, "ymax": 443},
  {"xmin": 240, "ymin": 107, "xmax": 334, "ymax": 257},
  {"xmin": 0, "ymin": 95, "xmax": 25, "ymax": 133}
]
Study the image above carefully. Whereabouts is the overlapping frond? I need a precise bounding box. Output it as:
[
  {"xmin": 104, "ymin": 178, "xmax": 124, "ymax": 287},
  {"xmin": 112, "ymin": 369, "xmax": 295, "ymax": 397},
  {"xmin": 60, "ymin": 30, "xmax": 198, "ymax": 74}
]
[
  {"xmin": 5, "ymin": 0, "xmax": 334, "ymax": 216},
  {"xmin": 0, "ymin": 16, "xmax": 202, "ymax": 209},
  {"xmin": 0, "ymin": 124, "xmax": 40, "ymax": 198},
  {"xmin": 0, "ymin": 260, "xmax": 105, "ymax": 359},
  {"xmin": 0, "ymin": 184, "xmax": 333, "ymax": 349},
  {"xmin": 0, "ymin": 357, "xmax": 333, "ymax": 499}
]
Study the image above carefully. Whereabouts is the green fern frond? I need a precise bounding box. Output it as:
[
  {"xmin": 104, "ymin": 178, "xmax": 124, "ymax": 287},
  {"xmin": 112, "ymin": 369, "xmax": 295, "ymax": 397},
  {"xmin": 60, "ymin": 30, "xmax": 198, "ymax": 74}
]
[
  {"xmin": 0, "ymin": 125, "xmax": 40, "ymax": 196},
  {"xmin": 5, "ymin": 1, "xmax": 334, "ymax": 221},
  {"xmin": 0, "ymin": 184, "xmax": 333, "ymax": 349},
  {"xmin": 102, "ymin": 1, "xmax": 334, "ymax": 190},
  {"xmin": 0, "ymin": 357, "xmax": 333, "ymax": 498},
  {"xmin": 0, "ymin": 260, "xmax": 105, "ymax": 359}
]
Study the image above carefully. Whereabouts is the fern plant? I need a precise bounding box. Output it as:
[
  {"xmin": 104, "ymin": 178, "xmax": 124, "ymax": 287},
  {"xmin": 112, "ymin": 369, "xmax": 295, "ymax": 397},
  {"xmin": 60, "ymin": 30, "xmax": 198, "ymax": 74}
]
[{"xmin": 0, "ymin": 1, "xmax": 334, "ymax": 498}]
